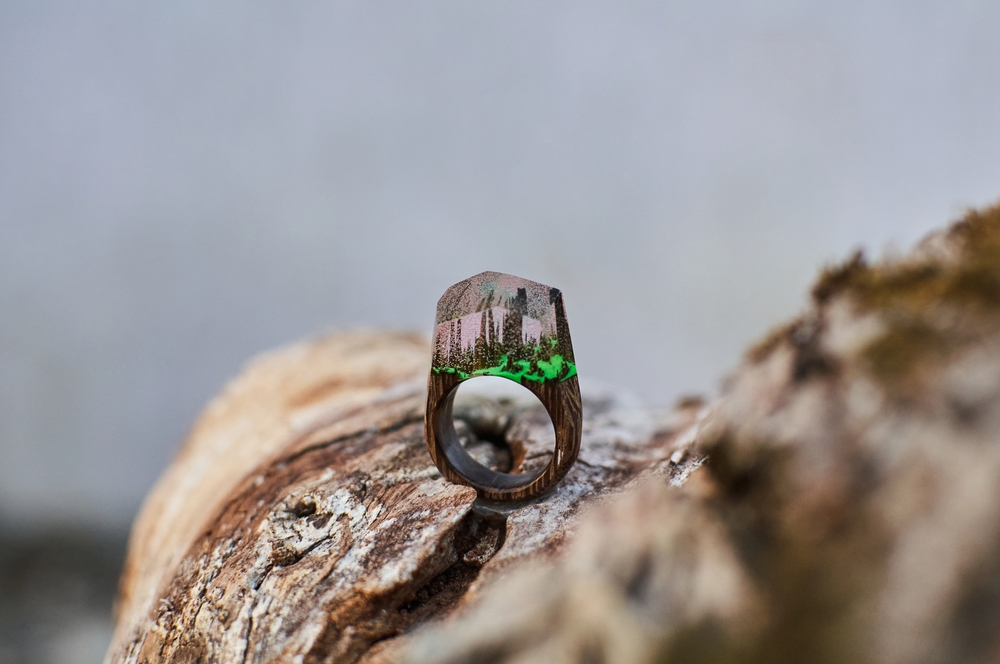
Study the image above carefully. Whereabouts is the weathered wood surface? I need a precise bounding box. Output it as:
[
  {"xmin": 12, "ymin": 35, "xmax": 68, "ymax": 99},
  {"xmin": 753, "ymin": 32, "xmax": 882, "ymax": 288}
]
[
  {"xmin": 105, "ymin": 331, "xmax": 704, "ymax": 664},
  {"xmin": 109, "ymin": 206, "xmax": 1000, "ymax": 664},
  {"xmin": 404, "ymin": 208, "xmax": 1000, "ymax": 664}
]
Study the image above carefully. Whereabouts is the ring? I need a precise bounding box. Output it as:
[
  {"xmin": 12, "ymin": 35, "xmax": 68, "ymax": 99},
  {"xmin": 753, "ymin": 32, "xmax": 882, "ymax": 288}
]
[{"xmin": 424, "ymin": 271, "xmax": 582, "ymax": 501}]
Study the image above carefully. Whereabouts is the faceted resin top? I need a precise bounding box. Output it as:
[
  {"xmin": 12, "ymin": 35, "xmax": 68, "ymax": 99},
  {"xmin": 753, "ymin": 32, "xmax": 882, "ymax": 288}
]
[{"xmin": 432, "ymin": 271, "xmax": 576, "ymax": 383}]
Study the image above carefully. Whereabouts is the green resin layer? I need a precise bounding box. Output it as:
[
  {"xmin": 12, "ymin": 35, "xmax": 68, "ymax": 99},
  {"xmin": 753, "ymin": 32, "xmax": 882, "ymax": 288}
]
[{"xmin": 433, "ymin": 352, "xmax": 577, "ymax": 383}]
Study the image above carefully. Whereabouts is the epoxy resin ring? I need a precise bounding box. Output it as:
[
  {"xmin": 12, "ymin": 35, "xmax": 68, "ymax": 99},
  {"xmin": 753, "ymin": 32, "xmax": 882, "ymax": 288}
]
[{"xmin": 424, "ymin": 271, "xmax": 582, "ymax": 501}]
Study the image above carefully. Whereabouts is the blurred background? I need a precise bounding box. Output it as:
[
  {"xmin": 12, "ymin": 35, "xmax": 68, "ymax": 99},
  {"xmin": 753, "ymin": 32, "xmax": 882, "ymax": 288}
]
[{"xmin": 2, "ymin": 1, "xmax": 1000, "ymax": 661}]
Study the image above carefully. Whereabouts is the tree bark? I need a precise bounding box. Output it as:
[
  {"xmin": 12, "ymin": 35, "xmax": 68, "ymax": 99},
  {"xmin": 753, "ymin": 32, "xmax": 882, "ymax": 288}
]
[
  {"xmin": 108, "ymin": 205, "xmax": 1000, "ymax": 664},
  {"xmin": 105, "ymin": 331, "xmax": 703, "ymax": 664}
]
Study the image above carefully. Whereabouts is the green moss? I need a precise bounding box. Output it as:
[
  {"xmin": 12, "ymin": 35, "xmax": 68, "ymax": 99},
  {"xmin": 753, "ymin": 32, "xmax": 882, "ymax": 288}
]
[
  {"xmin": 861, "ymin": 321, "xmax": 946, "ymax": 387},
  {"xmin": 811, "ymin": 204, "xmax": 1000, "ymax": 316},
  {"xmin": 747, "ymin": 203, "xmax": 1000, "ymax": 385},
  {"xmin": 806, "ymin": 204, "xmax": 1000, "ymax": 389},
  {"xmin": 811, "ymin": 250, "xmax": 869, "ymax": 305},
  {"xmin": 948, "ymin": 203, "xmax": 1000, "ymax": 260}
]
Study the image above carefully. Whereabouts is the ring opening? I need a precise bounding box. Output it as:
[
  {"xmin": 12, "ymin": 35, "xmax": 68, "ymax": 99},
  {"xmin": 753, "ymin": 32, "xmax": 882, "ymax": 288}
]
[{"xmin": 448, "ymin": 376, "xmax": 555, "ymax": 478}]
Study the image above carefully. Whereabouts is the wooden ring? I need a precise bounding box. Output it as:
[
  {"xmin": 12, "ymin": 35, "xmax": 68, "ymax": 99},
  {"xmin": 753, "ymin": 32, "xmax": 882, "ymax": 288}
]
[{"xmin": 424, "ymin": 272, "xmax": 582, "ymax": 501}]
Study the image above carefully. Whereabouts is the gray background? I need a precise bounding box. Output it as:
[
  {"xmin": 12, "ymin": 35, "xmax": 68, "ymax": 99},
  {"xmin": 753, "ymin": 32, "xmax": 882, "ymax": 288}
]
[{"xmin": 3, "ymin": 1, "xmax": 1000, "ymax": 536}]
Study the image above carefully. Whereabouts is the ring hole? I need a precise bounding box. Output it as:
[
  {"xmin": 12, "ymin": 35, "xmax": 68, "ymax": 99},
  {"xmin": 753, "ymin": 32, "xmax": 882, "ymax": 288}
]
[{"xmin": 452, "ymin": 376, "xmax": 555, "ymax": 475}]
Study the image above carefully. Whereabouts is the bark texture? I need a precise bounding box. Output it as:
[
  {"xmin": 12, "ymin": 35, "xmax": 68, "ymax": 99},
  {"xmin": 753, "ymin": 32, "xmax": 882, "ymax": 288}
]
[
  {"xmin": 109, "ymin": 205, "xmax": 1000, "ymax": 664},
  {"xmin": 105, "ymin": 332, "xmax": 703, "ymax": 664}
]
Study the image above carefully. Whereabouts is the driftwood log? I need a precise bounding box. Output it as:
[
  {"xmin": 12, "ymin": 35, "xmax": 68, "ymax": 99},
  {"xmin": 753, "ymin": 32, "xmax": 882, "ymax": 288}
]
[{"xmin": 108, "ymin": 205, "xmax": 1000, "ymax": 664}]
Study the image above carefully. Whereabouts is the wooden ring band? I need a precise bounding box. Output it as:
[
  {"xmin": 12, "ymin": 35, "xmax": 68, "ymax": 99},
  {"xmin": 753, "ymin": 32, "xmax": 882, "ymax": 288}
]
[{"xmin": 424, "ymin": 272, "xmax": 582, "ymax": 501}]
